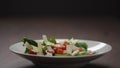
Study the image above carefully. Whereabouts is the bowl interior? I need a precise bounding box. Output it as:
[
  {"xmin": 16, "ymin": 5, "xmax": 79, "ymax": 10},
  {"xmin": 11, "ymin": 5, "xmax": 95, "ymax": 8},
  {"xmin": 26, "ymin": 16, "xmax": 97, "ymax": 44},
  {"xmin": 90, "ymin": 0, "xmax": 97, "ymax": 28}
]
[{"xmin": 9, "ymin": 39, "xmax": 112, "ymax": 58}]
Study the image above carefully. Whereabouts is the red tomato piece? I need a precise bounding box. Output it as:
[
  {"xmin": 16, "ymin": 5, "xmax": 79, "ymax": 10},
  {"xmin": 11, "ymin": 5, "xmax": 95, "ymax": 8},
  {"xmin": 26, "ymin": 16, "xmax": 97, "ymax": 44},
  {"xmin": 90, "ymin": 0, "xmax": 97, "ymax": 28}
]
[
  {"xmin": 79, "ymin": 49, "xmax": 84, "ymax": 52},
  {"xmin": 53, "ymin": 43, "xmax": 66, "ymax": 50},
  {"xmin": 56, "ymin": 48, "xmax": 64, "ymax": 54},
  {"xmin": 29, "ymin": 50, "xmax": 37, "ymax": 55},
  {"xmin": 61, "ymin": 46, "xmax": 66, "ymax": 50}
]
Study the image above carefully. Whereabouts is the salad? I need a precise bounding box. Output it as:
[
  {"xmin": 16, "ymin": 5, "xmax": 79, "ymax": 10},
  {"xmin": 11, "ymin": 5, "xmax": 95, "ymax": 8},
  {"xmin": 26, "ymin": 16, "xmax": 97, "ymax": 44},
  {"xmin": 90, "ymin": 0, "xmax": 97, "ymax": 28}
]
[{"xmin": 21, "ymin": 35, "xmax": 95, "ymax": 56}]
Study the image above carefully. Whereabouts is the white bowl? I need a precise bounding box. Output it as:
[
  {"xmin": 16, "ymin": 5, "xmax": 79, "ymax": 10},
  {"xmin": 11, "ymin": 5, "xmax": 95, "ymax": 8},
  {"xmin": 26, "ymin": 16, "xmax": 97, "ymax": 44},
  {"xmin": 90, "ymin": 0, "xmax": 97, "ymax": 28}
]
[{"xmin": 9, "ymin": 39, "xmax": 112, "ymax": 68}]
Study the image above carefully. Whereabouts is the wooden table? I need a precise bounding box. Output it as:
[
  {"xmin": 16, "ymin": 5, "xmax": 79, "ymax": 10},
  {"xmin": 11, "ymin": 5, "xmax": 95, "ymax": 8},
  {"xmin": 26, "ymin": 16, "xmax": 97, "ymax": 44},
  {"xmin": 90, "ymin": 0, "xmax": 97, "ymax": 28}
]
[{"xmin": 0, "ymin": 16, "xmax": 120, "ymax": 68}]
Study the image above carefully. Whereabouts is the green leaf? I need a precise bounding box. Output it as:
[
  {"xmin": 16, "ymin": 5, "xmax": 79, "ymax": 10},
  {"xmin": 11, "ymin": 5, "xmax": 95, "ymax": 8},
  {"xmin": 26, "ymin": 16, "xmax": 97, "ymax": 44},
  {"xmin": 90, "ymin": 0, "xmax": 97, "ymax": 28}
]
[
  {"xmin": 48, "ymin": 38, "xmax": 56, "ymax": 44},
  {"xmin": 42, "ymin": 46, "xmax": 47, "ymax": 55},
  {"xmin": 42, "ymin": 46, "xmax": 47, "ymax": 51},
  {"xmin": 75, "ymin": 42, "xmax": 88, "ymax": 51},
  {"xmin": 21, "ymin": 38, "xmax": 26, "ymax": 43},
  {"xmin": 21, "ymin": 38, "xmax": 38, "ymax": 47},
  {"xmin": 42, "ymin": 41, "xmax": 46, "ymax": 46},
  {"xmin": 69, "ymin": 37, "xmax": 74, "ymax": 40},
  {"xmin": 75, "ymin": 51, "xmax": 88, "ymax": 56},
  {"xmin": 24, "ymin": 48, "xmax": 29, "ymax": 53}
]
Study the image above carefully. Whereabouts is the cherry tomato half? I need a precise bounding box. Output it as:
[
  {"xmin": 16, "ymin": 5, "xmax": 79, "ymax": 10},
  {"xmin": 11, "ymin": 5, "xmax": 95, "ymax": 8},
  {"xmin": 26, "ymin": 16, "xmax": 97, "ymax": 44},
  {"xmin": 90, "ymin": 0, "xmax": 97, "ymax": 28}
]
[
  {"xmin": 28, "ymin": 50, "xmax": 37, "ymax": 55},
  {"xmin": 56, "ymin": 48, "xmax": 64, "ymax": 54}
]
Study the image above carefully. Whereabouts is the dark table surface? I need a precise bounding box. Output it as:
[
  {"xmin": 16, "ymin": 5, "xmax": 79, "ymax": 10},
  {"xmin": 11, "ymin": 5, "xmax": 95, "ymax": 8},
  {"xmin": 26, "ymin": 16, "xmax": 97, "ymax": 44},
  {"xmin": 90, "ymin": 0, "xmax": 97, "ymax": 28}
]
[{"xmin": 0, "ymin": 16, "xmax": 120, "ymax": 68}]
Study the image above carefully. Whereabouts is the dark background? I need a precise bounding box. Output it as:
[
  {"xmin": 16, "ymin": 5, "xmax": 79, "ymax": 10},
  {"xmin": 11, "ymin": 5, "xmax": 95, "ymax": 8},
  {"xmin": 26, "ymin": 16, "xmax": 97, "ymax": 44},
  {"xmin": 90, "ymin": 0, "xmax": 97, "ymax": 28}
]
[
  {"xmin": 0, "ymin": 0, "xmax": 120, "ymax": 68},
  {"xmin": 1, "ymin": 0, "xmax": 120, "ymax": 16}
]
